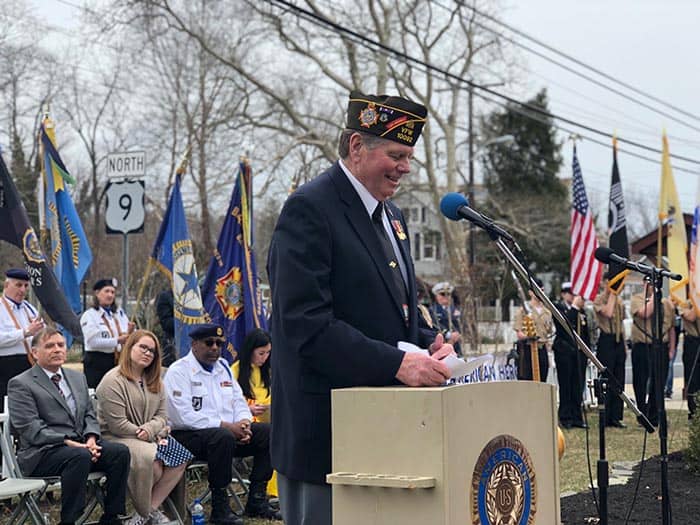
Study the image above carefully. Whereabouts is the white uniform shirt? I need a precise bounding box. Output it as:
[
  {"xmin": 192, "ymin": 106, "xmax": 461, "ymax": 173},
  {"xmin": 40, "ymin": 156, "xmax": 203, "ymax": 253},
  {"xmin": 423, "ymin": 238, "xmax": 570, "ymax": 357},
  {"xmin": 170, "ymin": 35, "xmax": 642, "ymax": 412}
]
[
  {"xmin": 0, "ymin": 295, "xmax": 38, "ymax": 357},
  {"xmin": 80, "ymin": 307, "xmax": 130, "ymax": 354},
  {"xmin": 164, "ymin": 350, "xmax": 252, "ymax": 430}
]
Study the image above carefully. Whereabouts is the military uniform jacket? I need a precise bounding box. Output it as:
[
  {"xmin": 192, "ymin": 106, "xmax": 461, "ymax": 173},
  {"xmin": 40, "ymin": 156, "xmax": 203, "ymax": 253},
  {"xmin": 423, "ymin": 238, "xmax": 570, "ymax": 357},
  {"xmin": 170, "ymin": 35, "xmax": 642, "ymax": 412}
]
[
  {"xmin": 267, "ymin": 161, "xmax": 435, "ymax": 484},
  {"xmin": 8, "ymin": 365, "xmax": 99, "ymax": 475},
  {"xmin": 0, "ymin": 295, "xmax": 38, "ymax": 357},
  {"xmin": 81, "ymin": 306, "xmax": 130, "ymax": 353},
  {"xmin": 163, "ymin": 350, "xmax": 252, "ymax": 430},
  {"xmin": 630, "ymin": 294, "xmax": 674, "ymax": 344}
]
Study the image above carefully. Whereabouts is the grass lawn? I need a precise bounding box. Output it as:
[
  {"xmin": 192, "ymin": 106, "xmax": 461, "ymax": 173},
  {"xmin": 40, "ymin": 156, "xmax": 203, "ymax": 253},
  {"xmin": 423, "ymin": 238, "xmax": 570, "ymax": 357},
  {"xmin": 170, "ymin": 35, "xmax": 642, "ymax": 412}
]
[{"xmin": 558, "ymin": 406, "xmax": 690, "ymax": 494}]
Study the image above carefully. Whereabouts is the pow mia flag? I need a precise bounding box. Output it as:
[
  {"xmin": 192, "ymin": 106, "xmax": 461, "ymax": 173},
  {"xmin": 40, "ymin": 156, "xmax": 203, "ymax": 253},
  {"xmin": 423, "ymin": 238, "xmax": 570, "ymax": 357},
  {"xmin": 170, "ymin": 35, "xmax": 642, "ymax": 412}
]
[{"xmin": 606, "ymin": 138, "xmax": 630, "ymax": 293}]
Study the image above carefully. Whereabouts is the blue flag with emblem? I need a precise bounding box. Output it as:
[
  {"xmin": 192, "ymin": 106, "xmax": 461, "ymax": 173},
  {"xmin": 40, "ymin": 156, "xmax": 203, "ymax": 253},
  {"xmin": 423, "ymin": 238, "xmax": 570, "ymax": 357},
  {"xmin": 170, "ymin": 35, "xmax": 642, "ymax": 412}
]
[
  {"xmin": 201, "ymin": 159, "xmax": 267, "ymax": 363},
  {"xmin": 151, "ymin": 173, "xmax": 207, "ymax": 356},
  {"xmin": 40, "ymin": 118, "xmax": 93, "ymax": 345}
]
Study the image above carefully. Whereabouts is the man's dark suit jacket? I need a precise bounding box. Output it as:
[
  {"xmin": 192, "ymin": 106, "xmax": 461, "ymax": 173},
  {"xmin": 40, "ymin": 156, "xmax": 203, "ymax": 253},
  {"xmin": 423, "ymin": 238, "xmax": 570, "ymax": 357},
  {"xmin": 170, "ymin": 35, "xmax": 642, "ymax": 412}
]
[
  {"xmin": 267, "ymin": 161, "xmax": 435, "ymax": 484},
  {"xmin": 8, "ymin": 365, "xmax": 100, "ymax": 475}
]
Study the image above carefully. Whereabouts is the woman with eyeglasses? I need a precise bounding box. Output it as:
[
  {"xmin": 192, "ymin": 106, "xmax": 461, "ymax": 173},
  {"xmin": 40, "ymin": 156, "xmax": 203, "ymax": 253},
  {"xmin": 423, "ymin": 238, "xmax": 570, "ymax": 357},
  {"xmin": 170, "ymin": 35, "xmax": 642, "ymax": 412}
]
[
  {"xmin": 81, "ymin": 278, "xmax": 135, "ymax": 388},
  {"xmin": 96, "ymin": 329, "xmax": 193, "ymax": 525}
]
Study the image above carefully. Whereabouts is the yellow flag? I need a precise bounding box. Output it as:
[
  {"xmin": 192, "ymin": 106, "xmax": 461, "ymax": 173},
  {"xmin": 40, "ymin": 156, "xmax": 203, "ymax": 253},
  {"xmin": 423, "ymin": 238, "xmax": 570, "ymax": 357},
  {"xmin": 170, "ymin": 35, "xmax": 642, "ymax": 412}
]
[
  {"xmin": 41, "ymin": 115, "xmax": 66, "ymax": 193},
  {"xmin": 659, "ymin": 132, "xmax": 689, "ymax": 303}
]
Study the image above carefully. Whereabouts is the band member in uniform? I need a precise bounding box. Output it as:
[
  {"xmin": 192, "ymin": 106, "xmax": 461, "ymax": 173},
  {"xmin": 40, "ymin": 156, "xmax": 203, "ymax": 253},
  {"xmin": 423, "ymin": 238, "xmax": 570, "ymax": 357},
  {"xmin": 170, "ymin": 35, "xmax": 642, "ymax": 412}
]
[
  {"xmin": 81, "ymin": 278, "xmax": 134, "ymax": 388},
  {"xmin": 630, "ymin": 279, "xmax": 675, "ymax": 426},
  {"xmin": 513, "ymin": 278, "xmax": 553, "ymax": 382},
  {"xmin": 0, "ymin": 268, "xmax": 44, "ymax": 411},
  {"xmin": 430, "ymin": 281, "xmax": 462, "ymax": 356},
  {"xmin": 681, "ymin": 300, "xmax": 700, "ymax": 419},
  {"xmin": 593, "ymin": 279, "xmax": 627, "ymax": 427},
  {"xmin": 553, "ymin": 282, "xmax": 589, "ymax": 429}
]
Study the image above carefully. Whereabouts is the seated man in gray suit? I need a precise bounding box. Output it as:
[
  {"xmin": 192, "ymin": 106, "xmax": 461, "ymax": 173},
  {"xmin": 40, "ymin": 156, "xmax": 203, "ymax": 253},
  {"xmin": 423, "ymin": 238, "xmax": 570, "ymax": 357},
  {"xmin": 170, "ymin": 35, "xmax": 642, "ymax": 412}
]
[{"xmin": 8, "ymin": 327, "xmax": 130, "ymax": 525}]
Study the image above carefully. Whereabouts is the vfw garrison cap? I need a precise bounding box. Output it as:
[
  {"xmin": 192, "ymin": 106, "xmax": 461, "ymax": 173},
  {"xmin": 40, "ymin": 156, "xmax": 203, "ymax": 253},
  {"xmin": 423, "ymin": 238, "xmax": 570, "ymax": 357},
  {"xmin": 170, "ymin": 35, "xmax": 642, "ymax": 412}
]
[{"xmin": 346, "ymin": 90, "xmax": 427, "ymax": 147}]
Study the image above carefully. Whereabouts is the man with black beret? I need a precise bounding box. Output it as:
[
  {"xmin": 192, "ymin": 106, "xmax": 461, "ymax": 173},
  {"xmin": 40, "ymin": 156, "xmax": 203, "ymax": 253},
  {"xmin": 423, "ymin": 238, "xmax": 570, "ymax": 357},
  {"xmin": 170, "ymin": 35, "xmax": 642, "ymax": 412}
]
[
  {"xmin": 164, "ymin": 323, "xmax": 280, "ymax": 524},
  {"xmin": 0, "ymin": 267, "xmax": 44, "ymax": 411},
  {"xmin": 267, "ymin": 91, "xmax": 454, "ymax": 524}
]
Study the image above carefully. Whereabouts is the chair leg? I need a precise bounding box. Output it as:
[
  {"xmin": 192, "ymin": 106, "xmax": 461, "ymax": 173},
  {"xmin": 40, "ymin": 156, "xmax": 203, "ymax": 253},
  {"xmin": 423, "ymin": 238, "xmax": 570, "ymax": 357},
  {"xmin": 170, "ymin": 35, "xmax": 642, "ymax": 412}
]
[{"xmin": 163, "ymin": 495, "xmax": 185, "ymax": 525}]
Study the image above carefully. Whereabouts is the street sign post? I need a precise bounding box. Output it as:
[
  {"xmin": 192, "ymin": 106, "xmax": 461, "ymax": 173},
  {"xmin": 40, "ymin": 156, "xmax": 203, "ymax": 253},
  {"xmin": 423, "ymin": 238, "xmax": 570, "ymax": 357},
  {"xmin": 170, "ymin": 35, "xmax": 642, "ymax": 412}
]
[{"xmin": 105, "ymin": 178, "xmax": 145, "ymax": 315}]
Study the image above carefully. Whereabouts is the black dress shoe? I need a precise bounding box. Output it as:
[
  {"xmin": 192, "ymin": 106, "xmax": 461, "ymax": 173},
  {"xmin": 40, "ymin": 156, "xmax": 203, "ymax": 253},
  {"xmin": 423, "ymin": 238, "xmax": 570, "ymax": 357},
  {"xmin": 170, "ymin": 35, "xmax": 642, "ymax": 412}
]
[
  {"xmin": 571, "ymin": 422, "xmax": 589, "ymax": 429},
  {"xmin": 607, "ymin": 421, "xmax": 626, "ymax": 428}
]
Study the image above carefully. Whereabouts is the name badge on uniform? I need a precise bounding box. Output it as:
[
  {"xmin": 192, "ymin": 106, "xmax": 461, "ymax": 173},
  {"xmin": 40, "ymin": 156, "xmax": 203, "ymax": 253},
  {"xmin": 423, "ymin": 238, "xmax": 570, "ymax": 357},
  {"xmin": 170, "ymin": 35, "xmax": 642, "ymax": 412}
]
[{"xmin": 192, "ymin": 396, "xmax": 203, "ymax": 411}]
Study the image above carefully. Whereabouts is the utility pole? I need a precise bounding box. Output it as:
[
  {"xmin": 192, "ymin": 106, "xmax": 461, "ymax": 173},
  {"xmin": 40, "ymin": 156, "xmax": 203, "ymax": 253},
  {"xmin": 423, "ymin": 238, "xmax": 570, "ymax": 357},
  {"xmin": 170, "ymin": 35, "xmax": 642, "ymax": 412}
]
[{"xmin": 468, "ymin": 86, "xmax": 476, "ymax": 266}]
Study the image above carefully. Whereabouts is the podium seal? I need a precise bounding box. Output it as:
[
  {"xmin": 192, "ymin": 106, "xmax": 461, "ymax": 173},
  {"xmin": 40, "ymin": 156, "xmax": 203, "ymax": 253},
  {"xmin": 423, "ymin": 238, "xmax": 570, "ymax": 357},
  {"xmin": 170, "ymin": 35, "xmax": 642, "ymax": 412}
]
[{"xmin": 470, "ymin": 434, "xmax": 536, "ymax": 525}]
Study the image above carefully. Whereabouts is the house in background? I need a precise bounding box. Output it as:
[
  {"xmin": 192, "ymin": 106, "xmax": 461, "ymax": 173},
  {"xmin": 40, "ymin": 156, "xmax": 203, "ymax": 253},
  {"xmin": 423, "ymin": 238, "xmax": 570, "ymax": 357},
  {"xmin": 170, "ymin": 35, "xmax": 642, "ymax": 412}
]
[{"xmin": 392, "ymin": 185, "xmax": 448, "ymax": 280}]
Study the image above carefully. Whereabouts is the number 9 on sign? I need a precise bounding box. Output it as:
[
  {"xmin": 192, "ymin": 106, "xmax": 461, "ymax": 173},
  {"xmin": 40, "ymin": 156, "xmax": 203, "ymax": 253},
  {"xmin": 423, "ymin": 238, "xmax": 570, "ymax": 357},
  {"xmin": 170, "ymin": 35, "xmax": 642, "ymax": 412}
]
[{"xmin": 105, "ymin": 180, "xmax": 145, "ymax": 234}]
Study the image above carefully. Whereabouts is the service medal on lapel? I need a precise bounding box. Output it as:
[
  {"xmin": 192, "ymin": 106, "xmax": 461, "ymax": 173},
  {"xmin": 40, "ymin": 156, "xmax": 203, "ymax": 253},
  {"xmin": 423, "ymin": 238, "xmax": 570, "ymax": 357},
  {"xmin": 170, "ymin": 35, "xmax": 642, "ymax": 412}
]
[{"xmin": 391, "ymin": 220, "xmax": 407, "ymax": 241}]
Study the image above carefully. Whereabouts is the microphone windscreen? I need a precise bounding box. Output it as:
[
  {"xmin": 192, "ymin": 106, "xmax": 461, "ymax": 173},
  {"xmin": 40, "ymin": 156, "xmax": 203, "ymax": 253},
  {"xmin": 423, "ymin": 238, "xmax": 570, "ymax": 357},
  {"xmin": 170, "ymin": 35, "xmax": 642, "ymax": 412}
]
[
  {"xmin": 594, "ymin": 246, "xmax": 614, "ymax": 263},
  {"xmin": 440, "ymin": 192, "xmax": 469, "ymax": 221}
]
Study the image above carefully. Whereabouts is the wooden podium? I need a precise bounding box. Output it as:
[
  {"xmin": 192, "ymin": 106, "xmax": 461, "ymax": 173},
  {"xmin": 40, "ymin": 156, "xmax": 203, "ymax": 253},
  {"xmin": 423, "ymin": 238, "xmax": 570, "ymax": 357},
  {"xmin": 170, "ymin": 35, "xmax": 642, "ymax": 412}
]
[{"xmin": 328, "ymin": 381, "xmax": 560, "ymax": 524}]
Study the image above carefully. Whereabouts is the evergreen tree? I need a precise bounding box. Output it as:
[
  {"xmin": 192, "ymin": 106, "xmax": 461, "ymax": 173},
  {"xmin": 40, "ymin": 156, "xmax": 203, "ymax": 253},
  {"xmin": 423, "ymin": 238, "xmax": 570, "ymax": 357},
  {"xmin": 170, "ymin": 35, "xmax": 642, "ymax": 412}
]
[{"xmin": 472, "ymin": 89, "xmax": 569, "ymax": 311}]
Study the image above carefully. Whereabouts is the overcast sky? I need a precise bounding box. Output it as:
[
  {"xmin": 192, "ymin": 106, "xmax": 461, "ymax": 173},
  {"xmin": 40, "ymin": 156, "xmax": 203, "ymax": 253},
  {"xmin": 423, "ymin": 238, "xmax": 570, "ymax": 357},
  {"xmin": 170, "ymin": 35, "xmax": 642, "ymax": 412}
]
[
  {"xmin": 29, "ymin": 0, "xmax": 700, "ymax": 226},
  {"xmin": 504, "ymin": 0, "xmax": 700, "ymax": 221}
]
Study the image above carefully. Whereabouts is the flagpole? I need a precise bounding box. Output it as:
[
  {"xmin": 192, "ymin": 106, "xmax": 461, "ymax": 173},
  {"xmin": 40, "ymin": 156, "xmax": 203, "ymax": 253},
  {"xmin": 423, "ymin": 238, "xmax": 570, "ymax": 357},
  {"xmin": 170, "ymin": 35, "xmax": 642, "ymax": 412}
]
[{"xmin": 132, "ymin": 146, "xmax": 191, "ymax": 327}]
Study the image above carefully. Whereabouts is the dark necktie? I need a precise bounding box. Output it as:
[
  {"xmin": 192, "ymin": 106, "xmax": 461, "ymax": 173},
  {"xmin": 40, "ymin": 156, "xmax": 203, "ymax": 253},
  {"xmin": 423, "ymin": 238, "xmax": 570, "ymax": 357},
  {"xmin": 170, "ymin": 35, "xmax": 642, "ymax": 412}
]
[
  {"xmin": 372, "ymin": 203, "xmax": 408, "ymax": 312},
  {"xmin": 51, "ymin": 373, "xmax": 65, "ymax": 398}
]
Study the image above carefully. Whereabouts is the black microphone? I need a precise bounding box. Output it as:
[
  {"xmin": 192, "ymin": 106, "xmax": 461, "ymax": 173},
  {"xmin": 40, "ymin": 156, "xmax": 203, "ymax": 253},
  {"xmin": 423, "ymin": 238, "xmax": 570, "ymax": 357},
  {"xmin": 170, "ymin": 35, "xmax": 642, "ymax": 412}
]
[
  {"xmin": 594, "ymin": 246, "xmax": 682, "ymax": 281},
  {"xmin": 439, "ymin": 192, "xmax": 513, "ymax": 241}
]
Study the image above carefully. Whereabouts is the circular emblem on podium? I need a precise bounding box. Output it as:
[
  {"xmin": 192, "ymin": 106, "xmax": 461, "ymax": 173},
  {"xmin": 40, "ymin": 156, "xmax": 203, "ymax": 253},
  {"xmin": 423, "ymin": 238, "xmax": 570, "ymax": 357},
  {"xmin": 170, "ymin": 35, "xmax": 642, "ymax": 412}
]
[{"xmin": 470, "ymin": 434, "xmax": 536, "ymax": 525}]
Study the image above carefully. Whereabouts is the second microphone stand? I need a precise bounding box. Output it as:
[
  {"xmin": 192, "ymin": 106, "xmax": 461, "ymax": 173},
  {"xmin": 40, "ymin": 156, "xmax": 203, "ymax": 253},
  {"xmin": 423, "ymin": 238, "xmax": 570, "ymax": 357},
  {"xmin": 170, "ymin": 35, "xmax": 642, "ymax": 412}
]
[{"xmin": 487, "ymin": 231, "xmax": 654, "ymax": 525}]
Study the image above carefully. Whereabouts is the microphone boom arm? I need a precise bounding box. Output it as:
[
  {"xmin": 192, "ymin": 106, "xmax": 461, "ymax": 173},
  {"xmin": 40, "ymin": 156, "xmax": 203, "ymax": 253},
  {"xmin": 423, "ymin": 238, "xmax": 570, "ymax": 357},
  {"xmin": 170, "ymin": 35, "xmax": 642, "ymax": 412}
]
[{"xmin": 493, "ymin": 235, "xmax": 655, "ymax": 433}]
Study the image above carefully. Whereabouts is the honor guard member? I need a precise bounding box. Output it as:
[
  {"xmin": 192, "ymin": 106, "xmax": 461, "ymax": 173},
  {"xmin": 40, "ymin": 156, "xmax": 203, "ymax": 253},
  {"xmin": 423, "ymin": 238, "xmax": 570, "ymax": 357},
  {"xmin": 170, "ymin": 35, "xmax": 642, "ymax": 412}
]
[
  {"xmin": 593, "ymin": 278, "xmax": 627, "ymax": 428},
  {"xmin": 681, "ymin": 300, "xmax": 700, "ymax": 419},
  {"xmin": 553, "ymin": 282, "xmax": 589, "ymax": 429},
  {"xmin": 0, "ymin": 268, "xmax": 44, "ymax": 411},
  {"xmin": 164, "ymin": 324, "xmax": 281, "ymax": 524},
  {"xmin": 431, "ymin": 281, "xmax": 462, "ymax": 356},
  {"xmin": 630, "ymin": 279, "xmax": 675, "ymax": 427},
  {"xmin": 81, "ymin": 278, "xmax": 134, "ymax": 388},
  {"xmin": 513, "ymin": 278, "xmax": 553, "ymax": 382}
]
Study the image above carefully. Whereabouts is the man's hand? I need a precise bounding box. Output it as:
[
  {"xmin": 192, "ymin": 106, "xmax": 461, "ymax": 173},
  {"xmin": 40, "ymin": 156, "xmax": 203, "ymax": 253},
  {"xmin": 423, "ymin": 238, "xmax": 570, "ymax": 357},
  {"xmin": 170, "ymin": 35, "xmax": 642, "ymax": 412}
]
[
  {"xmin": 395, "ymin": 352, "xmax": 451, "ymax": 387},
  {"xmin": 225, "ymin": 420, "xmax": 252, "ymax": 444},
  {"xmin": 428, "ymin": 332, "xmax": 456, "ymax": 359},
  {"xmin": 64, "ymin": 436, "xmax": 102, "ymax": 462},
  {"xmin": 24, "ymin": 317, "xmax": 45, "ymax": 338},
  {"xmin": 136, "ymin": 428, "xmax": 150, "ymax": 441}
]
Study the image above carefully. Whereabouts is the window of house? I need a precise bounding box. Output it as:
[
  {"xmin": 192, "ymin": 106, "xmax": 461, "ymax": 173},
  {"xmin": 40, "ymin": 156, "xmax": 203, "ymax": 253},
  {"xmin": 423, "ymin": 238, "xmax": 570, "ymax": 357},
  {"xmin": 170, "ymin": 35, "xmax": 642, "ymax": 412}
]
[
  {"xmin": 422, "ymin": 231, "xmax": 442, "ymax": 260},
  {"xmin": 413, "ymin": 233, "xmax": 421, "ymax": 261}
]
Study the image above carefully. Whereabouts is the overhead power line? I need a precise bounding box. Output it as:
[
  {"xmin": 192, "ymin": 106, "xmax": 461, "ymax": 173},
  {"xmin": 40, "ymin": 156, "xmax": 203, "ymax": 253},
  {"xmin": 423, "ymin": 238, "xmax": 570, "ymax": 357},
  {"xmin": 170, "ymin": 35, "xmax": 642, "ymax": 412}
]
[
  {"xmin": 266, "ymin": 0, "xmax": 700, "ymax": 167},
  {"xmin": 456, "ymin": 1, "xmax": 700, "ymax": 124}
]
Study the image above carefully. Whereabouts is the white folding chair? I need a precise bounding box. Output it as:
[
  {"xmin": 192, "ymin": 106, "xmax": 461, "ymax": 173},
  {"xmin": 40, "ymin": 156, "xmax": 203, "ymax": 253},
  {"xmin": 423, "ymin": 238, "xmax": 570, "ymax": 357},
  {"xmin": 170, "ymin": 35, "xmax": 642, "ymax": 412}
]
[
  {"xmin": 3, "ymin": 399, "xmax": 107, "ymax": 524},
  {"xmin": 0, "ymin": 414, "xmax": 46, "ymax": 524}
]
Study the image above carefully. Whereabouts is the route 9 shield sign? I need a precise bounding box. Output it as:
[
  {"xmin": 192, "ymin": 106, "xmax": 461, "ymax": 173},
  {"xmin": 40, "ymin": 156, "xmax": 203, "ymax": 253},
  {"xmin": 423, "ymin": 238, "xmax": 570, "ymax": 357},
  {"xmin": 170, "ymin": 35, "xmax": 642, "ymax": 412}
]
[{"xmin": 105, "ymin": 180, "xmax": 145, "ymax": 234}]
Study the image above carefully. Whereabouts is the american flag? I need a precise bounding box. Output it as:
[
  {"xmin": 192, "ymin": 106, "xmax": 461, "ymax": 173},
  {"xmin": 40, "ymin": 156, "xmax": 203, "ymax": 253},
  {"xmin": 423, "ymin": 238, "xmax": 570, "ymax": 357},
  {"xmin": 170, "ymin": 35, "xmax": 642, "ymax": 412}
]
[{"xmin": 570, "ymin": 147, "xmax": 602, "ymax": 299}]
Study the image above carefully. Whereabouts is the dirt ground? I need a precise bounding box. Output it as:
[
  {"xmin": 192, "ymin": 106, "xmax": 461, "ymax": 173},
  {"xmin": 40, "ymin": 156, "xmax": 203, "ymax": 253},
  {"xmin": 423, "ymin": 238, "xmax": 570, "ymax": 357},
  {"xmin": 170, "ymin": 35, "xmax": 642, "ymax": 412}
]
[{"xmin": 560, "ymin": 451, "xmax": 700, "ymax": 524}]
